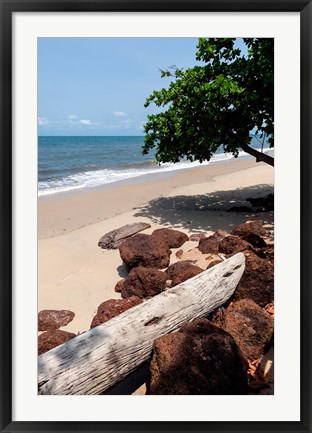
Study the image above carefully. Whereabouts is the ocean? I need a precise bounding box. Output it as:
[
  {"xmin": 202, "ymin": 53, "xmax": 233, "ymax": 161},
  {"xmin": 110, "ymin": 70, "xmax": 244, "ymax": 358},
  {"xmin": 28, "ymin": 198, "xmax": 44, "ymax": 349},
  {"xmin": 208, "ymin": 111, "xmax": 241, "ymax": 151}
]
[{"xmin": 38, "ymin": 135, "xmax": 271, "ymax": 197}]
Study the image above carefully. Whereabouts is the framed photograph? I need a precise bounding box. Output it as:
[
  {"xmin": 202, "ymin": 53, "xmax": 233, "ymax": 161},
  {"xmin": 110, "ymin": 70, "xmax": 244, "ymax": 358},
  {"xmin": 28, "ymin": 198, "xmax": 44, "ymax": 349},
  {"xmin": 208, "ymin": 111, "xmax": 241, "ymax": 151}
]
[{"xmin": 1, "ymin": 1, "xmax": 311, "ymax": 432}]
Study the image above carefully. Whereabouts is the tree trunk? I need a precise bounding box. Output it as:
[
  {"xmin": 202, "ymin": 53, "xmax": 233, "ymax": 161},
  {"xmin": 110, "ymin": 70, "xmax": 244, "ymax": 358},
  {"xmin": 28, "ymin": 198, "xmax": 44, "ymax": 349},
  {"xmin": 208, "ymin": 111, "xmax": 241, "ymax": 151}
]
[
  {"xmin": 241, "ymin": 142, "xmax": 274, "ymax": 167},
  {"xmin": 38, "ymin": 253, "xmax": 245, "ymax": 395}
]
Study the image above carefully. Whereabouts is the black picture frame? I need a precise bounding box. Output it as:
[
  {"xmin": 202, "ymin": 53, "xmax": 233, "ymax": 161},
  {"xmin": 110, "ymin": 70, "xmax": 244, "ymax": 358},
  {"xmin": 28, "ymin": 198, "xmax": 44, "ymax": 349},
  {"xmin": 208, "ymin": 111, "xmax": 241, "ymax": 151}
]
[{"xmin": 1, "ymin": 1, "xmax": 311, "ymax": 432}]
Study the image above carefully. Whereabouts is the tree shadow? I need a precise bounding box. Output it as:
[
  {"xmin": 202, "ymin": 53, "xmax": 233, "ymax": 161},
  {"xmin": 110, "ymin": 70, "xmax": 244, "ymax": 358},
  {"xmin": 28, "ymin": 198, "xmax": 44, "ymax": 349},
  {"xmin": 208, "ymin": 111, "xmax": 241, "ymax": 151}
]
[{"xmin": 133, "ymin": 184, "xmax": 274, "ymax": 233}]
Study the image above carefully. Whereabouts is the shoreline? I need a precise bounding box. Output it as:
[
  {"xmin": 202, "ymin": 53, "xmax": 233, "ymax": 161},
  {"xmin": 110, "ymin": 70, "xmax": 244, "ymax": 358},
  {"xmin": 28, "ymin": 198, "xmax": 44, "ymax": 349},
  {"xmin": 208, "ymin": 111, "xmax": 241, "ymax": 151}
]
[
  {"xmin": 38, "ymin": 157, "xmax": 274, "ymax": 335},
  {"xmin": 38, "ymin": 156, "xmax": 273, "ymax": 240}
]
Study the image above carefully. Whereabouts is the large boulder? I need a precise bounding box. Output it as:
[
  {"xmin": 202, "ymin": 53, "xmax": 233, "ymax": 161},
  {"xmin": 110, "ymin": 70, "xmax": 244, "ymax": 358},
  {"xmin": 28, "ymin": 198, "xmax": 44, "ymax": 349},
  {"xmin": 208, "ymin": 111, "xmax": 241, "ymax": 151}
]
[
  {"xmin": 231, "ymin": 221, "xmax": 267, "ymax": 248},
  {"xmin": 218, "ymin": 236, "xmax": 251, "ymax": 256},
  {"xmin": 119, "ymin": 233, "xmax": 171, "ymax": 271},
  {"xmin": 165, "ymin": 261, "xmax": 203, "ymax": 287},
  {"xmin": 151, "ymin": 228, "xmax": 189, "ymax": 249},
  {"xmin": 38, "ymin": 310, "xmax": 75, "ymax": 331},
  {"xmin": 90, "ymin": 296, "xmax": 142, "ymax": 328},
  {"xmin": 223, "ymin": 299, "xmax": 274, "ymax": 361},
  {"xmin": 147, "ymin": 319, "xmax": 248, "ymax": 395},
  {"xmin": 117, "ymin": 267, "xmax": 167, "ymax": 299},
  {"xmin": 38, "ymin": 330, "xmax": 76, "ymax": 356},
  {"xmin": 234, "ymin": 251, "xmax": 274, "ymax": 307}
]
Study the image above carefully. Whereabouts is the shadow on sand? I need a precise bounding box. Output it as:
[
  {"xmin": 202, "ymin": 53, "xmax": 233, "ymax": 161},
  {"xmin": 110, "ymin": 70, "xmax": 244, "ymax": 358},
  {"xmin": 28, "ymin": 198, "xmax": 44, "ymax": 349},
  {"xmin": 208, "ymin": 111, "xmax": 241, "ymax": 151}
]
[{"xmin": 134, "ymin": 184, "xmax": 274, "ymax": 233}]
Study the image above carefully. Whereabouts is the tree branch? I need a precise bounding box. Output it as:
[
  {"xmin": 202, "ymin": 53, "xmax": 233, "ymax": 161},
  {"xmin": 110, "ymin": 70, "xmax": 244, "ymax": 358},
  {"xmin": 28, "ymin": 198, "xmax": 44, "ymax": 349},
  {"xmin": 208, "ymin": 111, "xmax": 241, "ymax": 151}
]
[{"xmin": 240, "ymin": 143, "xmax": 274, "ymax": 167}]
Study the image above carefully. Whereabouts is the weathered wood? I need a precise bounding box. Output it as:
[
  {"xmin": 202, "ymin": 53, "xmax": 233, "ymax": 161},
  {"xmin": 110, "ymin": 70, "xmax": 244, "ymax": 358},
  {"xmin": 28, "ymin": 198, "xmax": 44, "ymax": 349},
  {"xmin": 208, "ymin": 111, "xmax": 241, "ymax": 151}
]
[
  {"xmin": 38, "ymin": 253, "xmax": 245, "ymax": 395},
  {"xmin": 98, "ymin": 222, "xmax": 151, "ymax": 249}
]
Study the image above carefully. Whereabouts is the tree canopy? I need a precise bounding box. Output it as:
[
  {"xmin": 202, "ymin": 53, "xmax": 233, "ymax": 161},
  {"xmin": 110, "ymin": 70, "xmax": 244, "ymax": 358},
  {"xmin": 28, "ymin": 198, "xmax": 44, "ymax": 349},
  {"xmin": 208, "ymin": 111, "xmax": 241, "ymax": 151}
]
[{"xmin": 143, "ymin": 38, "xmax": 274, "ymax": 167}]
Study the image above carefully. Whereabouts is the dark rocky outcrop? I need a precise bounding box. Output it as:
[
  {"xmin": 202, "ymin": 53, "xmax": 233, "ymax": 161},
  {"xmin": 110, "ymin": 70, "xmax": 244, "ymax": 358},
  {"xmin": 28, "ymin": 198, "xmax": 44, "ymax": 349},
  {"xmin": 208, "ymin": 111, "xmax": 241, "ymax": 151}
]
[
  {"xmin": 151, "ymin": 228, "xmax": 189, "ymax": 249},
  {"xmin": 117, "ymin": 267, "xmax": 167, "ymax": 299},
  {"xmin": 119, "ymin": 233, "xmax": 171, "ymax": 271},
  {"xmin": 38, "ymin": 310, "xmax": 75, "ymax": 331},
  {"xmin": 38, "ymin": 330, "xmax": 76, "ymax": 356},
  {"xmin": 222, "ymin": 299, "xmax": 274, "ymax": 361},
  {"xmin": 90, "ymin": 296, "xmax": 142, "ymax": 328},
  {"xmin": 147, "ymin": 318, "xmax": 248, "ymax": 395},
  {"xmin": 234, "ymin": 251, "xmax": 274, "ymax": 307}
]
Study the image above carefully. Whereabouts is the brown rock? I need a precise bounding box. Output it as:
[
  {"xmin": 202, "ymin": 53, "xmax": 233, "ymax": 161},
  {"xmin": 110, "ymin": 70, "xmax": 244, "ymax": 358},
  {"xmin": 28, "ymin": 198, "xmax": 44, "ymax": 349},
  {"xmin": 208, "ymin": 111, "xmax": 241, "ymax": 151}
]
[
  {"xmin": 165, "ymin": 261, "xmax": 203, "ymax": 287},
  {"xmin": 234, "ymin": 251, "xmax": 274, "ymax": 307},
  {"xmin": 231, "ymin": 220, "xmax": 266, "ymax": 237},
  {"xmin": 119, "ymin": 267, "xmax": 167, "ymax": 299},
  {"xmin": 218, "ymin": 236, "xmax": 251, "ymax": 256},
  {"xmin": 206, "ymin": 259, "xmax": 223, "ymax": 270},
  {"xmin": 231, "ymin": 221, "xmax": 267, "ymax": 248},
  {"xmin": 114, "ymin": 280, "xmax": 124, "ymax": 293},
  {"xmin": 198, "ymin": 235, "xmax": 219, "ymax": 254},
  {"xmin": 38, "ymin": 330, "xmax": 76, "ymax": 355},
  {"xmin": 147, "ymin": 318, "xmax": 248, "ymax": 395},
  {"xmin": 198, "ymin": 230, "xmax": 228, "ymax": 254},
  {"xmin": 223, "ymin": 299, "xmax": 274, "ymax": 361},
  {"xmin": 151, "ymin": 228, "xmax": 189, "ymax": 248},
  {"xmin": 119, "ymin": 233, "xmax": 171, "ymax": 271},
  {"xmin": 38, "ymin": 310, "xmax": 75, "ymax": 331},
  {"xmin": 175, "ymin": 249, "xmax": 184, "ymax": 258},
  {"xmin": 90, "ymin": 296, "xmax": 142, "ymax": 328}
]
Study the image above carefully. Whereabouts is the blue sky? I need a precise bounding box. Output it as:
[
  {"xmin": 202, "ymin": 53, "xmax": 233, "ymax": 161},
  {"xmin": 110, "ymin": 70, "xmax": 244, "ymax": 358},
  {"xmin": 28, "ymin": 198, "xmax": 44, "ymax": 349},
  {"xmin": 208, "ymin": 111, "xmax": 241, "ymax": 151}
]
[{"xmin": 38, "ymin": 38, "xmax": 203, "ymax": 136}]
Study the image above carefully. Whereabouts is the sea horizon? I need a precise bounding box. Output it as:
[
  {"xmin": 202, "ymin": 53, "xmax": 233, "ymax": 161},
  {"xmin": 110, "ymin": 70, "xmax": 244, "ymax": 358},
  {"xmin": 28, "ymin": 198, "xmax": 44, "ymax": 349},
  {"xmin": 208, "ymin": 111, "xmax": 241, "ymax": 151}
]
[{"xmin": 38, "ymin": 134, "xmax": 272, "ymax": 197}]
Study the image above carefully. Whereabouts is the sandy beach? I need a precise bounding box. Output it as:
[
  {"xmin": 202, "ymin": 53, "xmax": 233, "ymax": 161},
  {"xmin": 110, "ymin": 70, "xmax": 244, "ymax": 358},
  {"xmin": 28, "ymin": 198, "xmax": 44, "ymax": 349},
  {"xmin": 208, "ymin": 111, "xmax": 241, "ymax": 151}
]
[{"xmin": 38, "ymin": 157, "xmax": 274, "ymax": 335}]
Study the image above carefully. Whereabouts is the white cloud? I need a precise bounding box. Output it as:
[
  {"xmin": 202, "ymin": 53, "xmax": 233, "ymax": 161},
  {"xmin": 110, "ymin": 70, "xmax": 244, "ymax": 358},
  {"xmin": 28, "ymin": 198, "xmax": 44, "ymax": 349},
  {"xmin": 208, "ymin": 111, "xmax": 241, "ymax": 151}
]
[
  {"xmin": 38, "ymin": 117, "xmax": 48, "ymax": 126},
  {"xmin": 113, "ymin": 111, "xmax": 127, "ymax": 117},
  {"xmin": 80, "ymin": 119, "xmax": 92, "ymax": 125}
]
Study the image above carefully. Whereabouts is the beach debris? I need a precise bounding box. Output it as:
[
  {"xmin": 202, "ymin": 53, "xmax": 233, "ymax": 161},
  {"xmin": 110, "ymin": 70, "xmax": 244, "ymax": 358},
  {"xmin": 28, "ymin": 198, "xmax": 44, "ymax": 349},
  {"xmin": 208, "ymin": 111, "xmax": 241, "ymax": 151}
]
[
  {"xmin": 119, "ymin": 233, "xmax": 171, "ymax": 271},
  {"xmin": 151, "ymin": 227, "xmax": 189, "ymax": 248},
  {"xmin": 90, "ymin": 296, "xmax": 142, "ymax": 328},
  {"xmin": 147, "ymin": 318, "xmax": 248, "ymax": 395},
  {"xmin": 221, "ymin": 298, "xmax": 274, "ymax": 362},
  {"xmin": 234, "ymin": 251, "xmax": 274, "ymax": 307},
  {"xmin": 38, "ymin": 253, "xmax": 245, "ymax": 395},
  {"xmin": 219, "ymin": 236, "xmax": 251, "ymax": 256},
  {"xmin": 165, "ymin": 261, "xmax": 203, "ymax": 287},
  {"xmin": 117, "ymin": 267, "xmax": 167, "ymax": 299},
  {"xmin": 98, "ymin": 222, "xmax": 151, "ymax": 250},
  {"xmin": 38, "ymin": 310, "xmax": 75, "ymax": 331},
  {"xmin": 38, "ymin": 330, "xmax": 76, "ymax": 356}
]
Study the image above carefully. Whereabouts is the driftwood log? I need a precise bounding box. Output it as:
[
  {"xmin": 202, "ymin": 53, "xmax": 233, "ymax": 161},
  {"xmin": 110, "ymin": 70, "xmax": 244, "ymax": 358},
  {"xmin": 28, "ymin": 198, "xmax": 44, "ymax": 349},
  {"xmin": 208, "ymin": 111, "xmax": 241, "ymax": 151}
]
[
  {"xmin": 98, "ymin": 222, "xmax": 151, "ymax": 249},
  {"xmin": 38, "ymin": 253, "xmax": 245, "ymax": 395}
]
